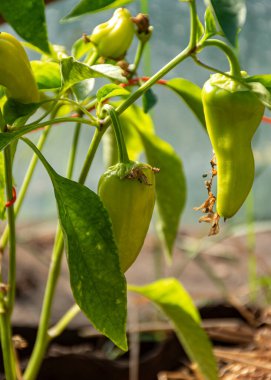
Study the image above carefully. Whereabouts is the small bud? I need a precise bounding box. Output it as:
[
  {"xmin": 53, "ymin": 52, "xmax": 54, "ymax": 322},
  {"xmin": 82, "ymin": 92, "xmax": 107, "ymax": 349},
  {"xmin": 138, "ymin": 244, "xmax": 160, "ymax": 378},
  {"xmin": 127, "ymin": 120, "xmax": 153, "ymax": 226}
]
[{"xmin": 131, "ymin": 13, "xmax": 153, "ymax": 43}]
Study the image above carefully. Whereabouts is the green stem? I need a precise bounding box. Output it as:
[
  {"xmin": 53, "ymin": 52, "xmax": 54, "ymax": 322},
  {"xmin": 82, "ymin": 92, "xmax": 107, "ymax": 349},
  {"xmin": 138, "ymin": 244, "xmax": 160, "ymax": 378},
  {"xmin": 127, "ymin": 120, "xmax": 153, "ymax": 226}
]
[
  {"xmin": 85, "ymin": 49, "xmax": 99, "ymax": 66},
  {"xmin": 0, "ymin": 314, "xmax": 16, "ymax": 380},
  {"xmin": 3, "ymin": 145, "xmax": 16, "ymax": 313},
  {"xmin": 188, "ymin": 0, "xmax": 198, "ymax": 50},
  {"xmin": 114, "ymin": 46, "xmax": 191, "ymax": 120},
  {"xmin": 0, "ymin": 126, "xmax": 52, "ymax": 251},
  {"xmin": 0, "ymin": 143, "xmax": 17, "ymax": 379},
  {"xmin": 23, "ymin": 227, "xmax": 64, "ymax": 380},
  {"xmin": 130, "ymin": 40, "xmax": 146, "ymax": 77},
  {"xmin": 201, "ymin": 39, "xmax": 241, "ymax": 78},
  {"xmin": 66, "ymin": 122, "xmax": 82, "ymax": 179},
  {"xmin": 48, "ymin": 304, "xmax": 80, "ymax": 340},
  {"xmin": 78, "ymin": 128, "xmax": 105, "ymax": 184},
  {"xmin": 102, "ymin": 104, "xmax": 130, "ymax": 164},
  {"xmin": 24, "ymin": 115, "xmax": 98, "ymax": 131}
]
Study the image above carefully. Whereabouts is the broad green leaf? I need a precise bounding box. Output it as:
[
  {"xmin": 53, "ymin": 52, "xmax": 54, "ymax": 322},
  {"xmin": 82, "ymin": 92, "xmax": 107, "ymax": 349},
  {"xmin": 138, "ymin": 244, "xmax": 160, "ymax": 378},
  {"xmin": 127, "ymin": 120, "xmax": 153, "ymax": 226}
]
[
  {"xmin": 0, "ymin": 152, "xmax": 5, "ymax": 219},
  {"xmin": 209, "ymin": 0, "xmax": 246, "ymax": 46},
  {"xmin": 2, "ymin": 99, "xmax": 40, "ymax": 126},
  {"xmin": 61, "ymin": 57, "xmax": 127, "ymax": 90},
  {"xmin": 97, "ymin": 84, "xmax": 130, "ymax": 103},
  {"xmin": 0, "ymin": 0, "xmax": 49, "ymax": 53},
  {"xmin": 129, "ymin": 278, "xmax": 218, "ymax": 380},
  {"xmin": 72, "ymin": 79, "xmax": 95, "ymax": 101},
  {"xmin": 53, "ymin": 175, "xmax": 127, "ymax": 350},
  {"xmin": 204, "ymin": 6, "xmax": 218, "ymax": 39},
  {"xmin": 142, "ymin": 89, "xmax": 158, "ymax": 113},
  {"xmin": 21, "ymin": 138, "xmax": 128, "ymax": 351},
  {"xmin": 135, "ymin": 124, "xmax": 186, "ymax": 258},
  {"xmin": 62, "ymin": 0, "xmax": 133, "ymax": 21},
  {"xmin": 31, "ymin": 61, "xmax": 61, "ymax": 91},
  {"xmin": 246, "ymin": 74, "xmax": 271, "ymax": 90},
  {"xmin": 165, "ymin": 78, "xmax": 206, "ymax": 128}
]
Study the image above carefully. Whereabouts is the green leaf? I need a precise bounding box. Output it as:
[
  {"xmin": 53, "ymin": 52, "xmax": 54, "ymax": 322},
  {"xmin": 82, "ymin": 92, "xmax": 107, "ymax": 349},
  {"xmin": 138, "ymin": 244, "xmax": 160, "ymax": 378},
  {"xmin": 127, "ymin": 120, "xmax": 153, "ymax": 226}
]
[
  {"xmin": 71, "ymin": 37, "xmax": 94, "ymax": 60},
  {"xmin": 129, "ymin": 279, "xmax": 218, "ymax": 380},
  {"xmin": 165, "ymin": 78, "xmax": 206, "ymax": 129},
  {"xmin": 204, "ymin": 6, "xmax": 218, "ymax": 39},
  {"xmin": 21, "ymin": 137, "xmax": 128, "ymax": 351},
  {"xmin": 209, "ymin": 0, "xmax": 247, "ymax": 46},
  {"xmin": 31, "ymin": 61, "xmax": 61, "ymax": 91},
  {"xmin": 0, "ymin": 0, "xmax": 49, "ymax": 53},
  {"xmin": 53, "ymin": 175, "xmax": 127, "ymax": 350},
  {"xmin": 2, "ymin": 99, "xmax": 40, "ymax": 126},
  {"xmin": 0, "ymin": 152, "xmax": 6, "ymax": 219},
  {"xmin": 196, "ymin": 16, "xmax": 205, "ymax": 43},
  {"xmin": 62, "ymin": 0, "xmax": 133, "ymax": 21},
  {"xmin": 135, "ymin": 126, "xmax": 186, "ymax": 259},
  {"xmin": 245, "ymin": 81, "xmax": 271, "ymax": 109},
  {"xmin": 97, "ymin": 84, "xmax": 130, "ymax": 103},
  {"xmin": 142, "ymin": 89, "xmax": 158, "ymax": 113},
  {"xmin": 61, "ymin": 57, "xmax": 127, "ymax": 90},
  {"xmin": 246, "ymin": 74, "xmax": 271, "ymax": 90},
  {"xmin": 72, "ymin": 79, "xmax": 95, "ymax": 101}
]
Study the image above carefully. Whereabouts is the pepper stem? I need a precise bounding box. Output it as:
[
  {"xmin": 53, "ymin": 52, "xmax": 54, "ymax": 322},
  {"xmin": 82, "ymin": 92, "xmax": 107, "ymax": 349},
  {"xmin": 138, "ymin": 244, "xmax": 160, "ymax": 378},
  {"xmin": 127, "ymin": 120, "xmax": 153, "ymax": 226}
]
[
  {"xmin": 201, "ymin": 39, "xmax": 242, "ymax": 78},
  {"xmin": 102, "ymin": 104, "xmax": 130, "ymax": 164}
]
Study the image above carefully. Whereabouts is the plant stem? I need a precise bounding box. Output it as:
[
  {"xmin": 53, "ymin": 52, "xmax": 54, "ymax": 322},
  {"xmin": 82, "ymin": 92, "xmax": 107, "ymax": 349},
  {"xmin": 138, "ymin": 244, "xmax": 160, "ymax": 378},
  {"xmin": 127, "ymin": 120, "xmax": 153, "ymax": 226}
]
[
  {"xmin": 3, "ymin": 146, "xmax": 16, "ymax": 312},
  {"xmin": 114, "ymin": 46, "xmax": 191, "ymax": 120},
  {"xmin": 201, "ymin": 39, "xmax": 241, "ymax": 77},
  {"xmin": 188, "ymin": 0, "xmax": 198, "ymax": 50},
  {"xmin": 85, "ymin": 49, "xmax": 99, "ymax": 66},
  {"xmin": 0, "ymin": 143, "xmax": 17, "ymax": 380},
  {"xmin": 23, "ymin": 227, "xmax": 64, "ymax": 380},
  {"xmin": 102, "ymin": 104, "xmax": 130, "ymax": 164},
  {"xmin": 0, "ymin": 126, "xmax": 52, "ymax": 251},
  {"xmin": 0, "ymin": 314, "xmax": 16, "ymax": 380},
  {"xmin": 48, "ymin": 304, "xmax": 81, "ymax": 340},
  {"xmin": 66, "ymin": 122, "xmax": 82, "ymax": 179},
  {"xmin": 78, "ymin": 128, "xmax": 105, "ymax": 184},
  {"xmin": 130, "ymin": 40, "xmax": 146, "ymax": 77}
]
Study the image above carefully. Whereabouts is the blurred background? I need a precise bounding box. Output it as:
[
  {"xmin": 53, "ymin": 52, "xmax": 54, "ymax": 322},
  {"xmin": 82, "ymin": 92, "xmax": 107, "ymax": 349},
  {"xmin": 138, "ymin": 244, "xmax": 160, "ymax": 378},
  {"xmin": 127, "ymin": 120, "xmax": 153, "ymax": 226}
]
[{"xmin": 1, "ymin": 0, "xmax": 271, "ymax": 229}]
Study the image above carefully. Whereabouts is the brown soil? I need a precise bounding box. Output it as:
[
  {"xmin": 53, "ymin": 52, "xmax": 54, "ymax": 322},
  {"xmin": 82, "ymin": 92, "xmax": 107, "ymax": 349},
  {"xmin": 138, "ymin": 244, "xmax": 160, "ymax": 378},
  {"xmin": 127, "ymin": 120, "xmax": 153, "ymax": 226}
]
[{"xmin": 2, "ymin": 221, "xmax": 271, "ymax": 379}]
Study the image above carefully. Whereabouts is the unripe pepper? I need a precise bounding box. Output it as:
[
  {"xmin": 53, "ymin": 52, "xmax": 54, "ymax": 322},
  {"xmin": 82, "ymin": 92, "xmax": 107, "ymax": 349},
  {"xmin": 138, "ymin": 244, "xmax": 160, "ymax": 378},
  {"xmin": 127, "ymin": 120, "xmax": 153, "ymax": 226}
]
[
  {"xmin": 98, "ymin": 161, "xmax": 156, "ymax": 272},
  {"xmin": 202, "ymin": 72, "xmax": 265, "ymax": 219},
  {"xmin": 0, "ymin": 32, "xmax": 39, "ymax": 103},
  {"xmin": 90, "ymin": 8, "xmax": 135, "ymax": 59}
]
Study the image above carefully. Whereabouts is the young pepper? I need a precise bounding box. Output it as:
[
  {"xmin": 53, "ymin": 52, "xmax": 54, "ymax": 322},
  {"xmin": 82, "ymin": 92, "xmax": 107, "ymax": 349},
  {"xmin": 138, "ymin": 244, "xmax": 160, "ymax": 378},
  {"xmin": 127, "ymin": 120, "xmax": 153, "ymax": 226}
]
[
  {"xmin": 90, "ymin": 8, "xmax": 135, "ymax": 59},
  {"xmin": 0, "ymin": 32, "xmax": 39, "ymax": 103},
  {"xmin": 202, "ymin": 72, "xmax": 265, "ymax": 219},
  {"xmin": 98, "ymin": 161, "xmax": 156, "ymax": 272},
  {"xmin": 98, "ymin": 104, "xmax": 157, "ymax": 272}
]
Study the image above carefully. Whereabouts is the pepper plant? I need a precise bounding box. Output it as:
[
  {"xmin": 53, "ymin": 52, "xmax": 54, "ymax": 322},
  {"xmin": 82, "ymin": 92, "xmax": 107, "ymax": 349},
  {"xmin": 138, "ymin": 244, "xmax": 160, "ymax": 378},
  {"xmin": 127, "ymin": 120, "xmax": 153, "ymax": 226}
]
[{"xmin": 0, "ymin": 0, "xmax": 269, "ymax": 379}]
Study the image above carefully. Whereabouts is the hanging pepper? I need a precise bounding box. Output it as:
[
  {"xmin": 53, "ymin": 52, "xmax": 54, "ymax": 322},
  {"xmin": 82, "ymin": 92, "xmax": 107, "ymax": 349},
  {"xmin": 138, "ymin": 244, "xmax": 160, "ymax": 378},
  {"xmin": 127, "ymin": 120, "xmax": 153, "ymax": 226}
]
[
  {"xmin": 0, "ymin": 32, "xmax": 39, "ymax": 103},
  {"xmin": 202, "ymin": 72, "xmax": 265, "ymax": 220}
]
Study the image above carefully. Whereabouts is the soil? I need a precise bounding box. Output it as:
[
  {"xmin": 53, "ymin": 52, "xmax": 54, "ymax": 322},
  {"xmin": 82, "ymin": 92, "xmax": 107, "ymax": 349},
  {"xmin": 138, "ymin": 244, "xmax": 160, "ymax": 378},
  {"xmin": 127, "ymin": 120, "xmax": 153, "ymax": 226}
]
[{"xmin": 1, "ymin": 221, "xmax": 271, "ymax": 379}]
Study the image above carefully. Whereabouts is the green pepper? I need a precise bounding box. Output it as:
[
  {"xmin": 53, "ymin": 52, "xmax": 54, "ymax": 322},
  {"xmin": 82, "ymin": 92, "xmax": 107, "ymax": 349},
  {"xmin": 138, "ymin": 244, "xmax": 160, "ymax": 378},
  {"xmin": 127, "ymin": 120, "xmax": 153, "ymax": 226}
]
[
  {"xmin": 98, "ymin": 161, "xmax": 156, "ymax": 272},
  {"xmin": 202, "ymin": 72, "xmax": 265, "ymax": 219},
  {"xmin": 0, "ymin": 32, "xmax": 39, "ymax": 103},
  {"xmin": 90, "ymin": 8, "xmax": 135, "ymax": 59}
]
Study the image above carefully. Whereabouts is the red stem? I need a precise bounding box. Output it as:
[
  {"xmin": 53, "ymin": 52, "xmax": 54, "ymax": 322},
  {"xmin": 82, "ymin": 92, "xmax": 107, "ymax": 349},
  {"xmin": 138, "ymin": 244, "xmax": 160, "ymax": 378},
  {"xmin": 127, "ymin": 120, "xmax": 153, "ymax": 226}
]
[{"xmin": 5, "ymin": 186, "xmax": 16, "ymax": 208}]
